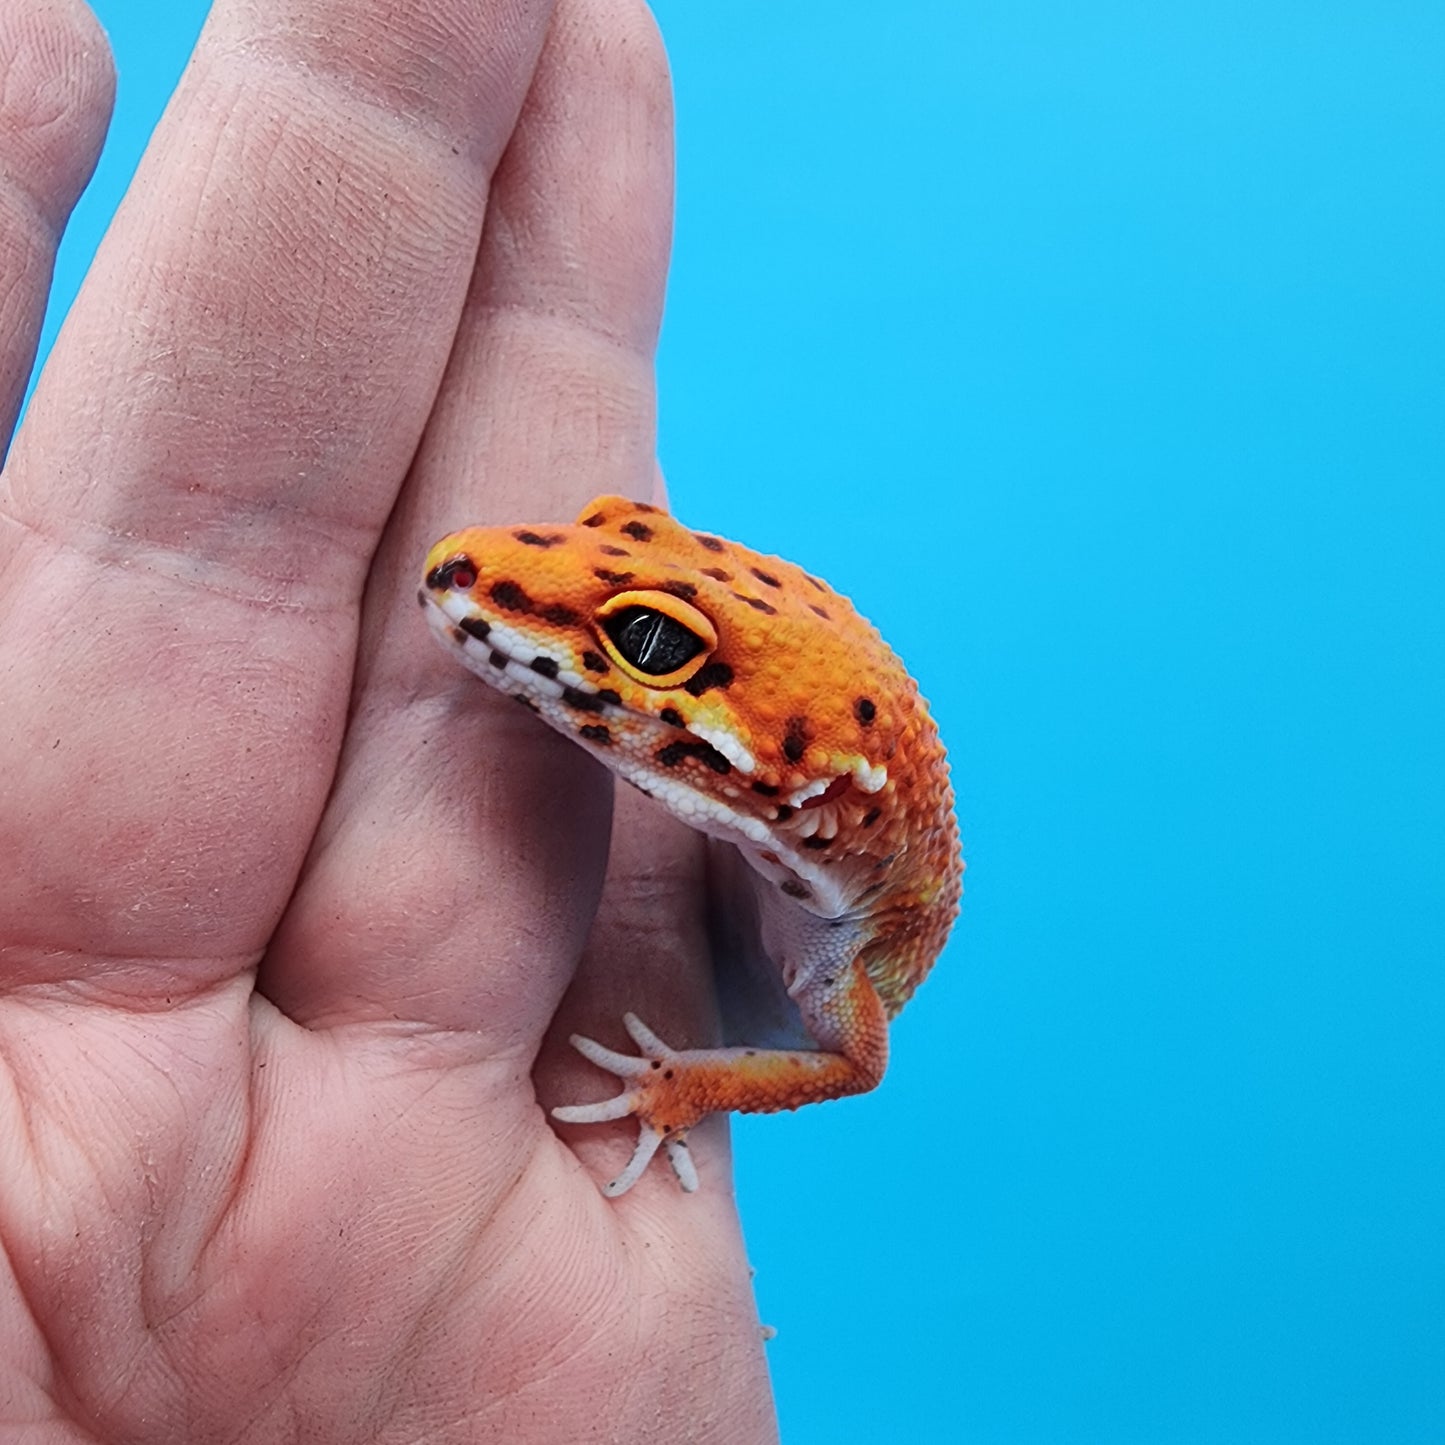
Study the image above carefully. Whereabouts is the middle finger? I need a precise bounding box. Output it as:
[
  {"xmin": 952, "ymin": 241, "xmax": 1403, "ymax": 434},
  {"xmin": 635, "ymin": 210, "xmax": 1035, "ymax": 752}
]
[{"xmin": 264, "ymin": 0, "xmax": 675, "ymax": 1046}]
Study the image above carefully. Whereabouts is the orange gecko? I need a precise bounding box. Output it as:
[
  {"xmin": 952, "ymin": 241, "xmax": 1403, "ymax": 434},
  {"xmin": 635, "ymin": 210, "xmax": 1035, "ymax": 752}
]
[{"xmin": 422, "ymin": 496, "xmax": 962, "ymax": 1196}]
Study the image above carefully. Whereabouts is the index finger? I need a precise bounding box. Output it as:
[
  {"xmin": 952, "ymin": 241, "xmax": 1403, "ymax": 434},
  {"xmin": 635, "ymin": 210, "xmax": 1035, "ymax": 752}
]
[{"xmin": 0, "ymin": 0, "xmax": 557, "ymax": 988}]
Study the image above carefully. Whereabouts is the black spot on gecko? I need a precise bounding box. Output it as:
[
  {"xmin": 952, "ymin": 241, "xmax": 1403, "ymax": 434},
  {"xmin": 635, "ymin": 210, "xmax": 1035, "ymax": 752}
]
[
  {"xmin": 582, "ymin": 649, "xmax": 610, "ymax": 674},
  {"xmin": 751, "ymin": 781, "xmax": 781, "ymax": 797},
  {"xmin": 597, "ymin": 688, "xmax": 622, "ymax": 706},
  {"xmin": 701, "ymin": 566, "xmax": 732, "ymax": 582},
  {"xmin": 694, "ymin": 534, "xmax": 726, "ymax": 552},
  {"xmin": 862, "ymin": 807, "xmax": 882, "ymax": 829},
  {"xmin": 490, "ymin": 580, "xmax": 532, "ymax": 613},
  {"xmin": 451, "ymin": 627, "xmax": 469, "ymax": 645},
  {"xmin": 594, "ymin": 568, "xmax": 634, "ymax": 586},
  {"xmin": 683, "ymin": 661, "xmax": 734, "ymax": 697},
  {"xmin": 579, "ymin": 724, "xmax": 613, "ymax": 744},
  {"xmin": 621, "ymin": 520, "xmax": 653, "ymax": 542},
  {"xmin": 780, "ymin": 880, "xmax": 811, "ymax": 900},
  {"xmin": 802, "ymin": 835, "xmax": 832, "ymax": 851},
  {"xmin": 561, "ymin": 686, "xmax": 608, "ymax": 714},
  {"xmin": 805, "ymin": 574, "xmax": 827, "ymax": 592},
  {"xmin": 775, "ymin": 805, "xmax": 795, "ymax": 822},
  {"xmin": 582, "ymin": 512, "xmax": 606, "ymax": 527},
  {"xmin": 809, "ymin": 604, "xmax": 832, "ymax": 621},
  {"xmin": 656, "ymin": 740, "xmax": 732, "ymax": 775},
  {"xmin": 514, "ymin": 530, "xmax": 563, "ymax": 548},
  {"xmin": 783, "ymin": 717, "xmax": 808, "ymax": 764},
  {"xmin": 750, "ymin": 567, "xmax": 782, "ymax": 589},
  {"xmin": 459, "ymin": 617, "xmax": 491, "ymax": 641},
  {"xmin": 488, "ymin": 650, "xmax": 507, "ymax": 669},
  {"xmin": 530, "ymin": 657, "xmax": 559, "ymax": 679},
  {"xmin": 733, "ymin": 593, "xmax": 777, "ymax": 616},
  {"xmin": 599, "ymin": 545, "xmax": 631, "ymax": 558},
  {"xmin": 659, "ymin": 707, "xmax": 686, "ymax": 728},
  {"xmin": 541, "ymin": 604, "xmax": 579, "ymax": 627},
  {"xmin": 416, "ymin": 589, "xmax": 428, "ymax": 608},
  {"xmin": 663, "ymin": 579, "xmax": 698, "ymax": 600},
  {"xmin": 854, "ymin": 697, "xmax": 877, "ymax": 726}
]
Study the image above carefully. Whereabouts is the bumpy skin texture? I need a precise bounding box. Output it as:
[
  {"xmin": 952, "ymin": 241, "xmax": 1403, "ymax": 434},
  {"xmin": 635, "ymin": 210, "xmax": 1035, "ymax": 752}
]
[{"xmin": 424, "ymin": 495, "xmax": 962, "ymax": 1194}]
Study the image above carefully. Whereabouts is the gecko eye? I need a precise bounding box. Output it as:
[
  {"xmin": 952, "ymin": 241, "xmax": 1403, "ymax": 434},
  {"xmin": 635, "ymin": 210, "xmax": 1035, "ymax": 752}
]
[
  {"xmin": 594, "ymin": 589, "xmax": 719, "ymax": 688},
  {"xmin": 604, "ymin": 608, "xmax": 704, "ymax": 675}
]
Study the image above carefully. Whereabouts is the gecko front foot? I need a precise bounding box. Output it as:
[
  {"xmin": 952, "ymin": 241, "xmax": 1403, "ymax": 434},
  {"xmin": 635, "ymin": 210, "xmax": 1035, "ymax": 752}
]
[
  {"xmin": 555, "ymin": 999, "xmax": 882, "ymax": 1194},
  {"xmin": 552, "ymin": 1013, "xmax": 703, "ymax": 1197}
]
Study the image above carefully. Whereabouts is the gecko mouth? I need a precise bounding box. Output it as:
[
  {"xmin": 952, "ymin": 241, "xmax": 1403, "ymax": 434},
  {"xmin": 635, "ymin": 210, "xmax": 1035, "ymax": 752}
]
[{"xmin": 423, "ymin": 588, "xmax": 622, "ymax": 713}]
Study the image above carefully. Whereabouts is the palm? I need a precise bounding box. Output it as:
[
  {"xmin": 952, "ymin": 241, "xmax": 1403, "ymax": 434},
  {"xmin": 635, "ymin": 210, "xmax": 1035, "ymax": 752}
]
[{"xmin": 0, "ymin": 0, "xmax": 775, "ymax": 1439}]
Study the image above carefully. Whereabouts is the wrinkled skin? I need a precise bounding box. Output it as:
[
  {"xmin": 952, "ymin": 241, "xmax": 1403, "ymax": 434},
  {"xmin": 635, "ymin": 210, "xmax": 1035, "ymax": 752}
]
[{"xmin": 0, "ymin": 0, "xmax": 777, "ymax": 1439}]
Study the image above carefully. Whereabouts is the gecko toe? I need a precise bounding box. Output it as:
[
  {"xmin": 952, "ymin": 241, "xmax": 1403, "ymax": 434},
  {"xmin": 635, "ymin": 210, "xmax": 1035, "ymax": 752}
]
[
  {"xmin": 568, "ymin": 1030, "xmax": 653, "ymax": 1078},
  {"xmin": 552, "ymin": 1092, "xmax": 636, "ymax": 1124},
  {"xmin": 601, "ymin": 1126, "xmax": 666, "ymax": 1197},
  {"xmin": 664, "ymin": 1135, "xmax": 699, "ymax": 1192},
  {"xmin": 621, "ymin": 1011, "xmax": 673, "ymax": 1055}
]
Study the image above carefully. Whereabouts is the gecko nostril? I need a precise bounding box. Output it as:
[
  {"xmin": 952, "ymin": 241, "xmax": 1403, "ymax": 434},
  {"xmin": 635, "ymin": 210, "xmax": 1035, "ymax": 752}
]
[{"xmin": 428, "ymin": 555, "xmax": 478, "ymax": 592}]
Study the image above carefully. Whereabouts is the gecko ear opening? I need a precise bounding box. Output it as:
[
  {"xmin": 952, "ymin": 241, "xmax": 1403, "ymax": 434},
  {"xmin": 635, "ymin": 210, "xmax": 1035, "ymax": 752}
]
[{"xmin": 595, "ymin": 589, "xmax": 718, "ymax": 688}]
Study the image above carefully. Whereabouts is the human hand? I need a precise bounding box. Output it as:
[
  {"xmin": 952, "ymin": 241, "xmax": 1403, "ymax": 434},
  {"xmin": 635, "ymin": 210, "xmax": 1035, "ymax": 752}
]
[{"xmin": 0, "ymin": 0, "xmax": 776, "ymax": 1439}]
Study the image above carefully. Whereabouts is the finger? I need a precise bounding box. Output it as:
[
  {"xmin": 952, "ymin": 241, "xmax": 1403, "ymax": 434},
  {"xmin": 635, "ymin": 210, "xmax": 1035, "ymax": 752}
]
[
  {"xmin": 0, "ymin": 0, "xmax": 557, "ymax": 989},
  {"xmin": 0, "ymin": 0, "xmax": 114, "ymax": 448},
  {"xmin": 263, "ymin": 0, "xmax": 674, "ymax": 1054}
]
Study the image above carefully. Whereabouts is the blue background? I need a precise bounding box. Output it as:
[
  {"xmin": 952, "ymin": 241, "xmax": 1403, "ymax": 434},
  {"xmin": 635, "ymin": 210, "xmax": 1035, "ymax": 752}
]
[{"xmin": 46, "ymin": 3, "xmax": 1444, "ymax": 1441}]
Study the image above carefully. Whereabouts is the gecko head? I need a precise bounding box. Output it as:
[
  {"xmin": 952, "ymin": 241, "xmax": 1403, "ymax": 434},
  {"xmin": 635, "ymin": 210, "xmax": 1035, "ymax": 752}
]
[{"xmin": 421, "ymin": 496, "xmax": 907, "ymax": 867}]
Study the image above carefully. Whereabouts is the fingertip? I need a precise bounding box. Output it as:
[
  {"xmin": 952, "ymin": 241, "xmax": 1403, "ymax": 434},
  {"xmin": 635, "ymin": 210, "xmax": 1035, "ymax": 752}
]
[
  {"xmin": 0, "ymin": 0, "xmax": 116, "ymax": 443},
  {"xmin": 0, "ymin": 0, "xmax": 117, "ymax": 229}
]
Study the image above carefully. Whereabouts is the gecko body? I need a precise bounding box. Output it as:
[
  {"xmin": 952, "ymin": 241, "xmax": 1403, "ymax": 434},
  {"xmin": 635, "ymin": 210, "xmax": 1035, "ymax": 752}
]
[{"xmin": 422, "ymin": 496, "xmax": 962, "ymax": 1195}]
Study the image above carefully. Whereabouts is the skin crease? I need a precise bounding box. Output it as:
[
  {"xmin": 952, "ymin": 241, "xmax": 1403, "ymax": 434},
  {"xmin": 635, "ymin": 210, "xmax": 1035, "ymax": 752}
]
[{"xmin": 0, "ymin": 0, "xmax": 778, "ymax": 1440}]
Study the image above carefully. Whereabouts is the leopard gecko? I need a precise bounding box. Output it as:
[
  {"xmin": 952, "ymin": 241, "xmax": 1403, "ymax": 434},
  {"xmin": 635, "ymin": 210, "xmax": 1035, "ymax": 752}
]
[{"xmin": 422, "ymin": 496, "xmax": 962, "ymax": 1196}]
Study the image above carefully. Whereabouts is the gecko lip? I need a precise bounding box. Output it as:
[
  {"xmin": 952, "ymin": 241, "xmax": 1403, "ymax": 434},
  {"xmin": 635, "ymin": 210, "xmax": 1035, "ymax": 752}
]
[{"xmin": 425, "ymin": 589, "xmax": 616, "ymax": 704}]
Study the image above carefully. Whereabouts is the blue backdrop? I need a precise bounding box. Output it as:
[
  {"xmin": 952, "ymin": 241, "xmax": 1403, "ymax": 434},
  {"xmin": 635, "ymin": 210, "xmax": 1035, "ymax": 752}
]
[{"xmin": 42, "ymin": 3, "xmax": 1444, "ymax": 1440}]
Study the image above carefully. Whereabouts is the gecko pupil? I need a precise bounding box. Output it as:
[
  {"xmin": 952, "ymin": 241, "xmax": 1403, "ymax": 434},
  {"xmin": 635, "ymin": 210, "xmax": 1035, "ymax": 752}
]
[{"xmin": 603, "ymin": 607, "xmax": 704, "ymax": 675}]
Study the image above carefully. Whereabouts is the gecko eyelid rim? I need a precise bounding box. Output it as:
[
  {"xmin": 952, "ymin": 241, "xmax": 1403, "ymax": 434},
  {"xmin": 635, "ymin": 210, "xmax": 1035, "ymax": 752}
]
[{"xmin": 595, "ymin": 589, "xmax": 718, "ymax": 688}]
